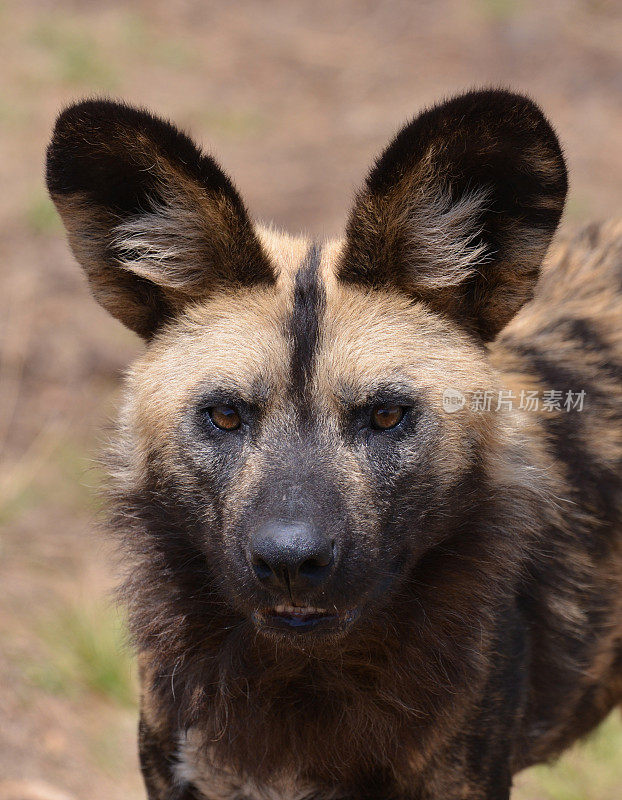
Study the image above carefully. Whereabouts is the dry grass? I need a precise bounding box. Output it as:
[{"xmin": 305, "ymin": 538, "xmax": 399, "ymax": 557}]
[{"xmin": 27, "ymin": 600, "xmax": 136, "ymax": 708}]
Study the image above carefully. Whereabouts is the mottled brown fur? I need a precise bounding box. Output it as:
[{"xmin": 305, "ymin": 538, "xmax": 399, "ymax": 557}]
[{"xmin": 47, "ymin": 92, "xmax": 621, "ymax": 799}]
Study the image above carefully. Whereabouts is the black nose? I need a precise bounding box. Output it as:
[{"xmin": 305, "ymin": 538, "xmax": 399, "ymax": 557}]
[{"xmin": 250, "ymin": 521, "xmax": 334, "ymax": 595}]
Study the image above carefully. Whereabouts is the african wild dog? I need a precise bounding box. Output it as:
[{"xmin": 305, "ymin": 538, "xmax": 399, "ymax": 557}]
[{"xmin": 46, "ymin": 89, "xmax": 622, "ymax": 799}]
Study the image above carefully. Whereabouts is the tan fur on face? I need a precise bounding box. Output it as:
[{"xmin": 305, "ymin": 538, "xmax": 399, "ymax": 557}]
[
  {"xmin": 125, "ymin": 226, "xmax": 314, "ymax": 453},
  {"xmin": 255, "ymin": 225, "xmax": 311, "ymax": 288},
  {"xmin": 125, "ymin": 282, "xmax": 290, "ymax": 479},
  {"xmin": 316, "ymin": 272, "xmax": 497, "ymax": 483},
  {"xmin": 124, "ymin": 227, "xmax": 501, "ymax": 493}
]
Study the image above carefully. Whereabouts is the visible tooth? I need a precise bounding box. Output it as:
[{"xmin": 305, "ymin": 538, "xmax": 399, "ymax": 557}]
[{"xmin": 271, "ymin": 604, "xmax": 329, "ymax": 615}]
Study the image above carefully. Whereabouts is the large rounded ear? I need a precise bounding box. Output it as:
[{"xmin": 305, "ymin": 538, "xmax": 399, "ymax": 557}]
[
  {"xmin": 46, "ymin": 100, "xmax": 274, "ymax": 339},
  {"xmin": 338, "ymin": 89, "xmax": 567, "ymax": 341}
]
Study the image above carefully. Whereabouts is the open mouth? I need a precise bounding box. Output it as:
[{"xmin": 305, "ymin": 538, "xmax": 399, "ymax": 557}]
[{"xmin": 254, "ymin": 604, "xmax": 358, "ymax": 635}]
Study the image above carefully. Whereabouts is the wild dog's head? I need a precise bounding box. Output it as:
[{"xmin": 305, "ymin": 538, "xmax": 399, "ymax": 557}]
[{"xmin": 47, "ymin": 91, "xmax": 566, "ymax": 648}]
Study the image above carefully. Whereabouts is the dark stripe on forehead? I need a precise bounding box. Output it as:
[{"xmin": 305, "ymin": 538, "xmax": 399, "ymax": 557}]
[{"xmin": 289, "ymin": 243, "xmax": 325, "ymax": 403}]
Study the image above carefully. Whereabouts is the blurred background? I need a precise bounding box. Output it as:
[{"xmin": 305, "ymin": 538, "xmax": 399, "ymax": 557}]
[{"xmin": 0, "ymin": 1, "xmax": 621, "ymax": 798}]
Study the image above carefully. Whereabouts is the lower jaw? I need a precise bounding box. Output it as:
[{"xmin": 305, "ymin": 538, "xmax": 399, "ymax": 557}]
[{"xmin": 253, "ymin": 606, "xmax": 359, "ymax": 637}]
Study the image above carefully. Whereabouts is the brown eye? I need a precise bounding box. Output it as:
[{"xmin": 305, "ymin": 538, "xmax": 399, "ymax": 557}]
[
  {"xmin": 371, "ymin": 405, "xmax": 405, "ymax": 431},
  {"xmin": 208, "ymin": 405, "xmax": 241, "ymax": 431}
]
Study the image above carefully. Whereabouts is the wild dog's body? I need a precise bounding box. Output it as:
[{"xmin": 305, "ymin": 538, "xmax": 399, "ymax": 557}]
[{"xmin": 47, "ymin": 92, "xmax": 622, "ymax": 799}]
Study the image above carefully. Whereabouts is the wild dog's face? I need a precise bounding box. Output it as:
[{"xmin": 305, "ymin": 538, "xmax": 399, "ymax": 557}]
[
  {"xmin": 123, "ymin": 248, "xmax": 496, "ymax": 639},
  {"xmin": 47, "ymin": 91, "xmax": 566, "ymax": 643}
]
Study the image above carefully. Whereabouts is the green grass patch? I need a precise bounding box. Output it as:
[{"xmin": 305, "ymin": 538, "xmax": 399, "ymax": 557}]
[
  {"xmin": 564, "ymin": 195, "xmax": 594, "ymax": 223},
  {"xmin": 516, "ymin": 711, "xmax": 622, "ymax": 799},
  {"xmin": 0, "ymin": 431, "xmax": 101, "ymax": 526},
  {"xmin": 46, "ymin": 437, "xmax": 105, "ymax": 514},
  {"xmin": 29, "ymin": 15, "xmax": 119, "ymax": 89},
  {"xmin": 478, "ymin": 0, "xmax": 520, "ymax": 22},
  {"xmin": 198, "ymin": 108, "xmax": 268, "ymax": 140},
  {"xmin": 24, "ymin": 190, "xmax": 61, "ymax": 235},
  {"xmin": 29, "ymin": 600, "xmax": 137, "ymax": 707},
  {"xmin": 89, "ymin": 724, "xmax": 130, "ymax": 776},
  {"xmin": 0, "ymin": 481, "xmax": 42, "ymax": 526},
  {"xmin": 120, "ymin": 9, "xmax": 199, "ymax": 69}
]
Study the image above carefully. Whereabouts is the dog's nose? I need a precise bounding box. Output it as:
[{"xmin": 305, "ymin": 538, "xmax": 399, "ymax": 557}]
[{"xmin": 250, "ymin": 521, "xmax": 334, "ymax": 594}]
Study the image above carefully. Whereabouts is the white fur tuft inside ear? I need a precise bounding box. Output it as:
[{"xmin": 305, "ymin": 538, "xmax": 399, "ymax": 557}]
[
  {"xmin": 112, "ymin": 196, "xmax": 209, "ymax": 291},
  {"xmin": 404, "ymin": 185, "xmax": 491, "ymax": 290}
]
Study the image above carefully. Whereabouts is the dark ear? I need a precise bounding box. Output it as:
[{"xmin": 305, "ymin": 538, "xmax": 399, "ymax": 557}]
[
  {"xmin": 46, "ymin": 100, "xmax": 274, "ymax": 338},
  {"xmin": 338, "ymin": 89, "xmax": 567, "ymax": 340}
]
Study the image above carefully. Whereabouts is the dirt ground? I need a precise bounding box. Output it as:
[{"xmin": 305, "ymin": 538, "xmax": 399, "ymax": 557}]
[{"xmin": 1, "ymin": 1, "xmax": 621, "ymax": 798}]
